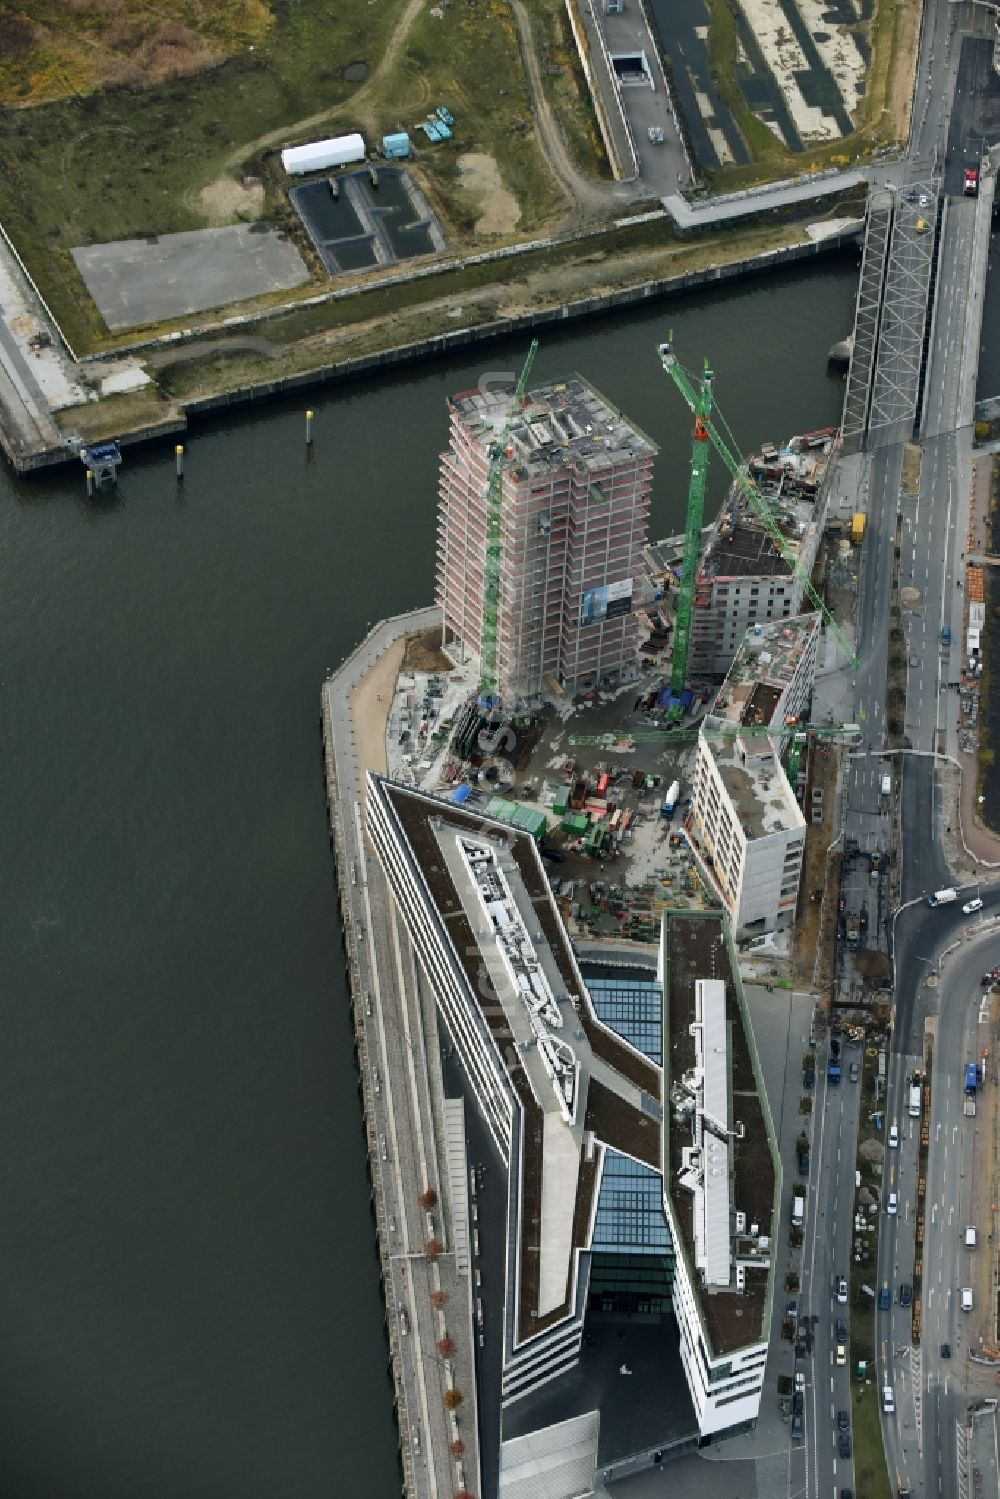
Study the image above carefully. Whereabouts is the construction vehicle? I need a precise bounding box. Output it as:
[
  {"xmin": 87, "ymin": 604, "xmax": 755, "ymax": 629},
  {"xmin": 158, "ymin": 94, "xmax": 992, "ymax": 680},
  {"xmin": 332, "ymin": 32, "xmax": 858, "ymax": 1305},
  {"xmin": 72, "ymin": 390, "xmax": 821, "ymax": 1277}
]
[
  {"xmin": 478, "ymin": 339, "xmax": 538, "ymax": 708},
  {"xmin": 657, "ymin": 341, "xmax": 858, "ymax": 670},
  {"xmin": 662, "ymin": 342, "xmax": 714, "ymax": 717}
]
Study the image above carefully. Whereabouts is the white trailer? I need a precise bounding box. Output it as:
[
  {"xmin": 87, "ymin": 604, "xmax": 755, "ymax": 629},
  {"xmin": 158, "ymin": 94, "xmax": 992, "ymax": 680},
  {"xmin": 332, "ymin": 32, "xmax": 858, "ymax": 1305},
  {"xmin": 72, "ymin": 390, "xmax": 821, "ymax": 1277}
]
[{"xmin": 281, "ymin": 133, "xmax": 365, "ymax": 175}]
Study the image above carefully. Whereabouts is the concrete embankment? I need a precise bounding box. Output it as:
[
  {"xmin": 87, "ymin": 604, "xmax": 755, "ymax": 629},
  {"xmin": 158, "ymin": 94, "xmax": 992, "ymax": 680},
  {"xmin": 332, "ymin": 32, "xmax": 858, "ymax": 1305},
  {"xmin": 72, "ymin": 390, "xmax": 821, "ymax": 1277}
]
[
  {"xmin": 319, "ymin": 606, "xmax": 477, "ymax": 1499},
  {"xmin": 184, "ymin": 228, "xmax": 861, "ymax": 419},
  {"xmin": 8, "ymin": 226, "xmax": 861, "ymax": 475}
]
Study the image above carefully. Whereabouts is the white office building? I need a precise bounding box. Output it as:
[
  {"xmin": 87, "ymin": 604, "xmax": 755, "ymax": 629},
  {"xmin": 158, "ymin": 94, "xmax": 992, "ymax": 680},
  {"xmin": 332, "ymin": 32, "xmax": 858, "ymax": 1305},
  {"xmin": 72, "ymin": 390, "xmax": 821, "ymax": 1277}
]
[
  {"xmin": 689, "ymin": 727, "xmax": 806, "ymax": 937},
  {"xmin": 658, "ymin": 911, "xmax": 779, "ymax": 1437}
]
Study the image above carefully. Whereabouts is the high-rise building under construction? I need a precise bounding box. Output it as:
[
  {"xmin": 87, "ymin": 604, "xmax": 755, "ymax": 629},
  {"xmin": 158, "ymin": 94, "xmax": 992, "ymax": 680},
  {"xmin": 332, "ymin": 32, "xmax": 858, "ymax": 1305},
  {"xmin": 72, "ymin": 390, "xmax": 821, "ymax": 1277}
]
[{"xmin": 436, "ymin": 376, "xmax": 657, "ymax": 706}]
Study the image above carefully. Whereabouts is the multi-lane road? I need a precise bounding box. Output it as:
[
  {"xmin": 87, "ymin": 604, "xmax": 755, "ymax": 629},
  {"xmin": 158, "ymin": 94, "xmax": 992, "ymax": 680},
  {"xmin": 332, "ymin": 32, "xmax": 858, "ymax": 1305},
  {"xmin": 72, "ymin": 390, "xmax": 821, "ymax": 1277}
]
[
  {"xmin": 879, "ymin": 902, "xmax": 1000, "ymax": 1499},
  {"xmin": 802, "ymin": 5, "xmax": 1000, "ymax": 1497}
]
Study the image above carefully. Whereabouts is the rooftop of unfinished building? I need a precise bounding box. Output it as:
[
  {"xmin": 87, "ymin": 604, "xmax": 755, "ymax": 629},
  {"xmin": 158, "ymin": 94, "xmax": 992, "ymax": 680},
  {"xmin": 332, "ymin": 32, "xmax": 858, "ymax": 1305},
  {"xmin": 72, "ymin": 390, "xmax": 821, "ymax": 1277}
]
[
  {"xmin": 449, "ymin": 375, "xmax": 658, "ymax": 479},
  {"xmin": 700, "ymin": 430, "xmax": 835, "ymax": 582},
  {"xmin": 705, "ymin": 732, "xmax": 804, "ymax": 841},
  {"xmin": 662, "ymin": 910, "xmax": 776, "ymax": 1357},
  {"xmin": 712, "ymin": 614, "xmax": 821, "ymax": 728}
]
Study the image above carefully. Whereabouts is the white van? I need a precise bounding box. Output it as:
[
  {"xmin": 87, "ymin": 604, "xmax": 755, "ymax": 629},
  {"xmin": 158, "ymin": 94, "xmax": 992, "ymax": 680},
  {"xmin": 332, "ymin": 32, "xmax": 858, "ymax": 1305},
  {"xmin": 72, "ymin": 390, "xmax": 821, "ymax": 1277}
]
[
  {"xmin": 962, "ymin": 1287, "xmax": 974, "ymax": 1311},
  {"xmin": 929, "ymin": 888, "xmax": 957, "ymax": 907},
  {"xmin": 792, "ymin": 1195, "xmax": 805, "ymax": 1228},
  {"xmin": 880, "ymin": 773, "xmax": 892, "ymax": 797},
  {"xmin": 966, "ymin": 1225, "xmax": 977, "ymax": 1248},
  {"xmin": 908, "ymin": 1083, "xmax": 922, "ymax": 1118}
]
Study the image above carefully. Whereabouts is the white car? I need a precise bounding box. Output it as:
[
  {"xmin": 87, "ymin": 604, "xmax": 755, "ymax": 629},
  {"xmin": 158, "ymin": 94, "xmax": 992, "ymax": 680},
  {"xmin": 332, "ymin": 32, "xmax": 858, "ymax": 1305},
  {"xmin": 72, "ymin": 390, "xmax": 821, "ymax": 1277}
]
[
  {"xmin": 883, "ymin": 1386, "xmax": 895, "ymax": 1413},
  {"xmin": 919, "ymin": 193, "xmax": 930, "ymax": 207},
  {"xmin": 963, "ymin": 898, "xmax": 984, "ymax": 914},
  {"xmin": 887, "ymin": 1191, "xmax": 898, "ymax": 1215},
  {"xmin": 888, "ymin": 1123, "xmax": 899, "ymax": 1149}
]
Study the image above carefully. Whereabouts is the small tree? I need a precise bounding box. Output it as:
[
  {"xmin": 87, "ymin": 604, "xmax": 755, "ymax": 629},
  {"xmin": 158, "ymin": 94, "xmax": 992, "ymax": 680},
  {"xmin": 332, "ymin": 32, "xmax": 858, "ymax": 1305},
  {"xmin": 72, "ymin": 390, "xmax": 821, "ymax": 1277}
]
[
  {"xmin": 430, "ymin": 1289, "xmax": 448, "ymax": 1309},
  {"xmin": 437, "ymin": 1336, "xmax": 456, "ymax": 1358},
  {"xmin": 419, "ymin": 1187, "xmax": 438, "ymax": 1210},
  {"xmin": 425, "ymin": 1238, "xmax": 444, "ymax": 1260},
  {"xmin": 449, "ymin": 1438, "xmax": 465, "ymax": 1457},
  {"xmin": 443, "ymin": 1387, "xmax": 464, "ymax": 1410}
]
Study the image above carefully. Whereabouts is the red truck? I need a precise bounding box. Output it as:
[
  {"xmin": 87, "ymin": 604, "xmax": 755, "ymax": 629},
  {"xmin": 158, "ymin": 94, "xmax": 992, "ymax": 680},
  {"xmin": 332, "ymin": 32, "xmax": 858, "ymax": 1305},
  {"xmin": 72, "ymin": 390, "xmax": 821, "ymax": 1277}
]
[{"xmin": 964, "ymin": 166, "xmax": 979, "ymax": 197}]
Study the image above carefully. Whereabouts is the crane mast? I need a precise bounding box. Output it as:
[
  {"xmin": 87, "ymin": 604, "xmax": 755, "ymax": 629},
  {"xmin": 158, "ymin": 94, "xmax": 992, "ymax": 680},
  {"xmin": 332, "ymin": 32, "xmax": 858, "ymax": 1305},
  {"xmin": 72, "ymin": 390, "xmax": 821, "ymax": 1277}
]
[
  {"xmin": 657, "ymin": 342, "xmax": 858, "ymax": 671},
  {"xmin": 666, "ymin": 342, "xmax": 714, "ymax": 715},
  {"xmin": 478, "ymin": 339, "xmax": 538, "ymax": 708}
]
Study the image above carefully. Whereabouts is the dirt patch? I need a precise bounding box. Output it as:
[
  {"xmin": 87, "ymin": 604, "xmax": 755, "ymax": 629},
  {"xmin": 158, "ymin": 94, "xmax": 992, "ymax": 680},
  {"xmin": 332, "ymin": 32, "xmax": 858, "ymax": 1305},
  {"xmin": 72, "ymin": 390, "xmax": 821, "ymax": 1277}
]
[
  {"xmin": 854, "ymin": 949, "xmax": 891, "ymax": 980},
  {"xmin": 199, "ymin": 177, "xmax": 265, "ymax": 225},
  {"xmin": 902, "ymin": 442, "xmax": 922, "ymax": 495},
  {"xmin": 886, "ymin": 0, "xmax": 920, "ymax": 142},
  {"xmin": 402, "ymin": 624, "xmax": 454, "ymax": 673},
  {"xmin": 457, "ymin": 153, "xmax": 520, "ymax": 236},
  {"xmin": 351, "ymin": 636, "xmax": 406, "ymax": 787}
]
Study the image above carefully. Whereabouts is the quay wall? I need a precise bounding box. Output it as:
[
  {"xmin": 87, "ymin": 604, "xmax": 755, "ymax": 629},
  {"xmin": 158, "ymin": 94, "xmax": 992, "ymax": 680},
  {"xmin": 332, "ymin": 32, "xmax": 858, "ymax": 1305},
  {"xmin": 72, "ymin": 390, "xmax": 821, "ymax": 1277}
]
[
  {"xmin": 184, "ymin": 229, "xmax": 861, "ymax": 419},
  {"xmin": 11, "ymin": 228, "xmax": 861, "ymax": 475},
  {"xmin": 319, "ymin": 605, "xmax": 440, "ymax": 1499}
]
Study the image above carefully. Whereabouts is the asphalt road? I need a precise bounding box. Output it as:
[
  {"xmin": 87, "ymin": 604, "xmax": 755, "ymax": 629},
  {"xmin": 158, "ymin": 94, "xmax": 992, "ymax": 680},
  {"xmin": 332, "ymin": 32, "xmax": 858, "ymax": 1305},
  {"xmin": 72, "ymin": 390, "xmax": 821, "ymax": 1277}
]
[
  {"xmin": 880, "ymin": 908, "xmax": 1000, "ymax": 1499},
  {"xmin": 801, "ymin": 1044, "xmax": 864, "ymax": 1499}
]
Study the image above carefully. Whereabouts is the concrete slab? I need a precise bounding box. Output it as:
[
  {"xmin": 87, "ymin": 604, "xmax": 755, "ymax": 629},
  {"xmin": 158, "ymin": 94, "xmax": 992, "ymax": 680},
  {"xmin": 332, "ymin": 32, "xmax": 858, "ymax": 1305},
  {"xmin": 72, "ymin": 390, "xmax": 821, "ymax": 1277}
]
[{"xmin": 72, "ymin": 224, "xmax": 309, "ymax": 331}]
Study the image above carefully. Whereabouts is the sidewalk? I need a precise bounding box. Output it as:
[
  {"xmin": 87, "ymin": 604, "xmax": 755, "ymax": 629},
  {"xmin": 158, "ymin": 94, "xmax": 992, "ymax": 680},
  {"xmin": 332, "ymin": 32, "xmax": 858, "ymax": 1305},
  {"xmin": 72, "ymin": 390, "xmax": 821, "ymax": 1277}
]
[{"xmin": 956, "ymin": 458, "xmax": 1000, "ymax": 866}]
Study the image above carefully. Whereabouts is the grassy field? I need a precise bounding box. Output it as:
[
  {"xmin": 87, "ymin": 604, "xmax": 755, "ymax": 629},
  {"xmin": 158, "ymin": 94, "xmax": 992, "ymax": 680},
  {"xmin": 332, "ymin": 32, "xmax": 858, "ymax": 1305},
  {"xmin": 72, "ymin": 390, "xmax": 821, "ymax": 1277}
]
[
  {"xmin": 0, "ymin": 1, "xmax": 274, "ymax": 107},
  {"xmin": 0, "ymin": 0, "xmax": 576, "ymax": 352}
]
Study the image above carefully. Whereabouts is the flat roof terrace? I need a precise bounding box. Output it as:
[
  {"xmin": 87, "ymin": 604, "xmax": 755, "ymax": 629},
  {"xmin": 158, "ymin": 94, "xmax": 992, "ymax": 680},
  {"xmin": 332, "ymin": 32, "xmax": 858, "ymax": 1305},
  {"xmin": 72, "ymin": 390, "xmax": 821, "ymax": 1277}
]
[
  {"xmin": 708, "ymin": 735, "xmax": 803, "ymax": 841},
  {"xmin": 379, "ymin": 781, "xmax": 662, "ymax": 1343},
  {"xmin": 662, "ymin": 910, "xmax": 777, "ymax": 1358}
]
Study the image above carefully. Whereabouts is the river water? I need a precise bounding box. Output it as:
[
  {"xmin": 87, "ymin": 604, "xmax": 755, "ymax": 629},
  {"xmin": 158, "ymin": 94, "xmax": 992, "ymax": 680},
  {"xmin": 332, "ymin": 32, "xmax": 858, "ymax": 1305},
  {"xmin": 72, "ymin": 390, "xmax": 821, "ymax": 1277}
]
[{"xmin": 0, "ymin": 255, "xmax": 858, "ymax": 1498}]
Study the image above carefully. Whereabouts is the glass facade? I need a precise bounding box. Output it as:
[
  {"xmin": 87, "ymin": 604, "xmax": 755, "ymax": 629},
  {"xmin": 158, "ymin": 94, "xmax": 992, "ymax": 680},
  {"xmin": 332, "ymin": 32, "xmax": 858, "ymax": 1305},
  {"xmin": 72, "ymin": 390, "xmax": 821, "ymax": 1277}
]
[
  {"xmin": 589, "ymin": 1151, "xmax": 674, "ymax": 1315},
  {"xmin": 586, "ymin": 974, "xmax": 662, "ymax": 1063}
]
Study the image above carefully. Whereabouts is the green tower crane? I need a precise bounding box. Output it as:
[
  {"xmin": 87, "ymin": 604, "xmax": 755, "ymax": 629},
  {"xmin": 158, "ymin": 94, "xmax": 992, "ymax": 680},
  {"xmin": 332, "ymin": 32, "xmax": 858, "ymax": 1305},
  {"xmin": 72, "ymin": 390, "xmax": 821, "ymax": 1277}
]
[
  {"xmin": 657, "ymin": 341, "xmax": 858, "ymax": 670},
  {"xmin": 568, "ymin": 721, "xmax": 860, "ymax": 748},
  {"xmin": 479, "ymin": 339, "xmax": 539, "ymax": 708},
  {"xmin": 665, "ymin": 338, "xmax": 714, "ymax": 717}
]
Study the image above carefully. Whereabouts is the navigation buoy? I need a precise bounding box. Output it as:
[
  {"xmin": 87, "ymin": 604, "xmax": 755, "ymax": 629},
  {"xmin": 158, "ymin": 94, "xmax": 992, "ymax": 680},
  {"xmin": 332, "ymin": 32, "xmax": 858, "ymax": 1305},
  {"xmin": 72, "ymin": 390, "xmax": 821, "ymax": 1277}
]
[
  {"xmin": 306, "ymin": 409, "xmax": 315, "ymax": 445},
  {"xmin": 175, "ymin": 444, "xmax": 185, "ymax": 480}
]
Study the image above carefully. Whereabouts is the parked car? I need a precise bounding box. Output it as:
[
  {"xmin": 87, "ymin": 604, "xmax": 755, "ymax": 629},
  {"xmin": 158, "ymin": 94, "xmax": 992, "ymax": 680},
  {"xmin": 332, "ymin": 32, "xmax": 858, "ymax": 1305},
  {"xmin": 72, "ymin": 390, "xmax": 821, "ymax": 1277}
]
[
  {"xmin": 888, "ymin": 1123, "xmax": 899, "ymax": 1148},
  {"xmin": 836, "ymin": 1318, "xmax": 848, "ymax": 1343},
  {"xmin": 849, "ymin": 1061, "xmax": 860, "ymax": 1083},
  {"xmin": 791, "ymin": 1412, "xmax": 804, "ymax": 1441},
  {"xmin": 839, "ymin": 1433, "xmax": 852, "ymax": 1459},
  {"xmin": 793, "ymin": 1391, "xmax": 804, "ymax": 1416},
  {"xmin": 899, "ymin": 1283, "xmax": 912, "ymax": 1307},
  {"xmin": 837, "ymin": 1409, "xmax": 850, "ymax": 1433},
  {"xmin": 836, "ymin": 1342, "xmax": 847, "ymax": 1367},
  {"xmin": 836, "ymin": 1276, "xmax": 848, "ymax": 1304}
]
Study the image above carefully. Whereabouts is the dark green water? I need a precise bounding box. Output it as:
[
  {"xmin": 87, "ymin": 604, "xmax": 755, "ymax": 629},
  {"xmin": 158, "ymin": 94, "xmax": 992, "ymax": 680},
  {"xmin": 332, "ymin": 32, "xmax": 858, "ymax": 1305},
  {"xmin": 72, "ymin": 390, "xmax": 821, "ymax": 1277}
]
[{"xmin": 0, "ymin": 254, "xmax": 858, "ymax": 1499}]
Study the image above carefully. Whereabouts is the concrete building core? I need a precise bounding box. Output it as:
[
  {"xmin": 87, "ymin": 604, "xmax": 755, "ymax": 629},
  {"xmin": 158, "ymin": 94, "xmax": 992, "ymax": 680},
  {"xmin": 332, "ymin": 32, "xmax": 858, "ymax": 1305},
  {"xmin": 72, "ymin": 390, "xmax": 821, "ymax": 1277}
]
[
  {"xmin": 710, "ymin": 612, "xmax": 821, "ymax": 739},
  {"xmin": 436, "ymin": 376, "xmax": 657, "ymax": 706},
  {"xmin": 688, "ymin": 429, "xmax": 837, "ymax": 680}
]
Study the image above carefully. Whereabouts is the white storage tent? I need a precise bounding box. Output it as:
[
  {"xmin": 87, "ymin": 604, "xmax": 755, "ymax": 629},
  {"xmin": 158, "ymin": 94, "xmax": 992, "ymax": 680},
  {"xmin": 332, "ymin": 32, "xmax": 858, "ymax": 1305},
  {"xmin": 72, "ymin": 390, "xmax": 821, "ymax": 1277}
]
[{"xmin": 281, "ymin": 133, "xmax": 365, "ymax": 175}]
